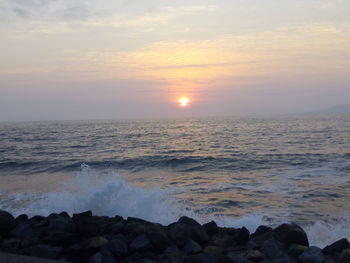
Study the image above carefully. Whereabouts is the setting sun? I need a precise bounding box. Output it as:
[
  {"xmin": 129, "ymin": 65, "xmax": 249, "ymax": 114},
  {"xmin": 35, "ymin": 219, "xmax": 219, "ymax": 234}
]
[{"xmin": 178, "ymin": 97, "xmax": 190, "ymax": 107}]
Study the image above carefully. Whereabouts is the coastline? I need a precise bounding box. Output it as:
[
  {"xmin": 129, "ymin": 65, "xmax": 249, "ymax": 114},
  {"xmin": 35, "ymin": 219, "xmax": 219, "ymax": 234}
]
[{"xmin": 1, "ymin": 210, "xmax": 349, "ymax": 263}]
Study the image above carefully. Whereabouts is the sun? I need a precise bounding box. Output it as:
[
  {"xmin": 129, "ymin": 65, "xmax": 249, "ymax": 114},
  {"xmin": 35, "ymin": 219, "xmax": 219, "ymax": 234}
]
[{"xmin": 178, "ymin": 97, "xmax": 190, "ymax": 107}]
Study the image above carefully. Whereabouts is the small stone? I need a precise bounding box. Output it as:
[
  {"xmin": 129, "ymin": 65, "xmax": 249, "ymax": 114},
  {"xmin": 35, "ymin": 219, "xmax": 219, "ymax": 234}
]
[
  {"xmin": 0, "ymin": 210, "xmax": 16, "ymax": 234},
  {"xmin": 85, "ymin": 236, "xmax": 109, "ymax": 248},
  {"xmin": 130, "ymin": 234, "xmax": 152, "ymax": 252},
  {"xmin": 299, "ymin": 246, "xmax": 325, "ymax": 263},
  {"xmin": 182, "ymin": 239, "xmax": 202, "ymax": 254},
  {"xmin": 338, "ymin": 248, "xmax": 350, "ymax": 263},
  {"xmin": 274, "ymin": 224, "xmax": 309, "ymax": 247}
]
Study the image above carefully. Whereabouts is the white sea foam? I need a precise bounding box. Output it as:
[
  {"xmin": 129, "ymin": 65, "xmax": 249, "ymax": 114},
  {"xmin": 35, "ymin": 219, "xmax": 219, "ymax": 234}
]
[{"xmin": 2, "ymin": 164, "xmax": 349, "ymax": 248}]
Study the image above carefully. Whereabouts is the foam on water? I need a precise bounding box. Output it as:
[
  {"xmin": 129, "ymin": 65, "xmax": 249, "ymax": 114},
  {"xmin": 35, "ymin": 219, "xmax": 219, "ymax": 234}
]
[{"xmin": 2, "ymin": 164, "xmax": 349, "ymax": 248}]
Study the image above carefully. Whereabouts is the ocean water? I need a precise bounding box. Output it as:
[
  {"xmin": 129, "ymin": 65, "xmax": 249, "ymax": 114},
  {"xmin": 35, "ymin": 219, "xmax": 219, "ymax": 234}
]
[{"xmin": 0, "ymin": 115, "xmax": 350, "ymax": 247}]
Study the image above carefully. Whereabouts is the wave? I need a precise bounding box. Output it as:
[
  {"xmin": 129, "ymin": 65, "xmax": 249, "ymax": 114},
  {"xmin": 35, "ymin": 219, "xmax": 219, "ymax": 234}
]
[{"xmin": 2, "ymin": 164, "xmax": 349, "ymax": 248}]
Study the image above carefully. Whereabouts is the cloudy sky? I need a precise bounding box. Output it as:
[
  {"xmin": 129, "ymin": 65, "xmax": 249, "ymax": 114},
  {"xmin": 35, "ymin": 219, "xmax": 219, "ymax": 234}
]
[{"xmin": 0, "ymin": 0, "xmax": 349, "ymax": 121}]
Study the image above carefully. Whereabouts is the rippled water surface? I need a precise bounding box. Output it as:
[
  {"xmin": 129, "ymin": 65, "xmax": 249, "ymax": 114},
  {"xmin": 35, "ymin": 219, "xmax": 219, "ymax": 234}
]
[{"xmin": 0, "ymin": 115, "xmax": 350, "ymax": 246}]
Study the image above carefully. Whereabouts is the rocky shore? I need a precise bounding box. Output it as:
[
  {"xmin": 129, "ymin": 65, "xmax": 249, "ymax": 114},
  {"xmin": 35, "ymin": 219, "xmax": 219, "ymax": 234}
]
[{"xmin": 0, "ymin": 210, "xmax": 349, "ymax": 263}]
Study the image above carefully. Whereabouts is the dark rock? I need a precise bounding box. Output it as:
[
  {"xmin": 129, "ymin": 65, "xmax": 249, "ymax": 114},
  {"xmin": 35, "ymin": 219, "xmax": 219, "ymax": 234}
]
[
  {"xmin": 338, "ymin": 248, "xmax": 350, "ymax": 263},
  {"xmin": 323, "ymin": 238, "xmax": 350, "ymax": 255},
  {"xmin": 85, "ymin": 236, "xmax": 109, "ymax": 249},
  {"xmin": 88, "ymin": 249, "xmax": 117, "ymax": 263},
  {"xmin": 29, "ymin": 244, "xmax": 62, "ymax": 259},
  {"xmin": 178, "ymin": 216, "xmax": 201, "ymax": 227},
  {"xmin": 72, "ymin": 211, "xmax": 93, "ymax": 235},
  {"xmin": 168, "ymin": 223, "xmax": 193, "ymax": 247},
  {"xmin": 63, "ymin": 244, "xmax": 95, "ymax": 263},
  {"xmin": 274, "ymin": 224, "xmax": 309, "ymax": 247},
  {"xmin": 252, "ymin": 225, "xmax": 272, "ymax": 236},
  {"xmin": 30, "ymin": 215, "xmax": 46, "ymax": 224},
  {"xmin": 1, "ymin": 238, "xmax": 21, "ymax": 249},
  {"xmin": 130, "ymin": 234, "xmax": 153, "ymax": 252},
  {"xmin": 203, "ymin": 245, "xmax": 224, "ymax": 254},
  {"xmin": 46, "ymin": 231, "xmax": 81, "ymax": 245},
  {"xmin": 162, "ymin": 252, "xmax": 185, "ymax": 263},
  {"xmin": 185, "ymin": 253, "xmax": 218, "ymax": 263},
  {"xmin": 127, "ymin": 217, "xmax": 152, "ymax": 225},
  {"xmin": 106, "ymin": 221, "xmax": 125, "ymax": 234},
  {"xmin": 15, "ymin": 214, "xmax": 28, "ymax": 225},
  {"xmin": 107, "ymin": 237, "xmax": 128, "ymax": 258},
  {"xmin": 246, "ymin": 250, "xmax": 266, "ymax": 262},
  {"xmin": 20, "ymin": 237, "xmax": 41, "ymax": 248},
  {"xmin": 0, "ymin": 210, "xmax": 16, "ymax": 234},
  {"xmin": 236, "ymin": 227, "xmax": 249, "ymax": 245},
  {"xmin": 299, "ymin": 246, "xmax": 325, "ymax": 263},
  {"xmin": 260, "ymin": 254, "xmax": 296, "ymax": 263},
  {"xmin": 226, "ymin": 251, "xmax": 251, "ymax": 263},
  {"xmin": 59, "ymin": 211, "xmax": 70, "ymax": 218},
  {"xmin": 260, "ymin": 238, "xmax": 285, "ymax": 258},
  {"xmin": 164, "ymin": 245, "xmax": 180, "ymax": 254},
  {"xmin": 288, "ymin": 244, "xmax": 308, "ymax": 257},
  {"xmin": 147, "ymin": 231, "xmax": 172, "ymax": 251},
  {"xmin": 11, "ymin": 222, "xmax": 37, "ymax": 239},
  {"xmin": 182, "ymin": 239, "xmax": 202, "ymax": 254},
  {"xmin": 203, "ymin": 221, "xmax": 219, "ymax": 235},
  {"xmin": 49, "ymin": 216, "xmax": 76, "ymax": 233}
]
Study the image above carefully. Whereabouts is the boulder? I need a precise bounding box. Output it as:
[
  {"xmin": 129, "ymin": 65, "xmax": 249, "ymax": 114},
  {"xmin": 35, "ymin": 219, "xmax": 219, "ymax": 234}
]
[
  {"xmin": 260, "ymin": 238, "xmax": 285, "ymax": 258},
  {"xmin": 323, "ymin": 238, "xmax": 350, "ymax": 256},
  {"xmin": 88, "ymin": 249, "xmax": 116, "ymax": 263},
  {"xmin": 274, "ymin": 224, "xmax": 309, "ymax": 247},
  {"xmin": 130, "ymin": 234, "xmax": 153, "ymax": 252},
  {"xmin": 182, "ymin": 239, "xmax": 202, "ymax": 254},
  {"xmin": 236, "ymin": 227, "xmax": 250, "ymax": 245},
  {"xmin": 184, "ymin": 253, "xmax": 218, "ymax": 263},
  {"xmin": 107, "ymin": 237, "xmax": 128, "ymax": 258},
  {"xmin": 85, "ymin": 236, "xmax": 109, "ymax": 249},
  {"xmin": 11, "ymin": 222, "xmax": 37, "ymax": 239},
  {"xmin": 147, "ymin": 231, "xmax": 172, "ymax": 251},
  {"xmin": 0, "ymin": 210, "xmax": 16, "ymax": 234},
  {"xmin": 246, "ymin": 250, "xmax": 266, "ymax": 262},
  {"xmin": 299, "ymin": 246, "xmax": 325, "ymax": 263},
  {"xmin": 203, "ymin": 221, "xmax": 219, "ymax": 235},
  {"xmin": 288, "ymin": 244, "xmax": 308, "ymax": 257},
  {"xmin": 178, "ymin": 216, "xmax": 201, "ymax": 227},
  {"xmin": 338, "ymin": 248, "xmax": 350, "ymax": 263}
]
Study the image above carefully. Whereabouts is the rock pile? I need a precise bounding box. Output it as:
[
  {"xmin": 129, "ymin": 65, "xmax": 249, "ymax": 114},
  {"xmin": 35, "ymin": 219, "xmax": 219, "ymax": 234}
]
[{"xmin": 0, "ymin": 210, "xmax": 349, "ymax": 263}]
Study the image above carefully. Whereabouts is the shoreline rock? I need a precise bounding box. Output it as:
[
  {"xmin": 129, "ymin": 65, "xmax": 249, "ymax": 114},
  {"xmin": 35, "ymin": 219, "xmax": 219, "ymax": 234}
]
[{"xmin": 0, "ymin": 210, "xmax": 349, "ymax": 263}]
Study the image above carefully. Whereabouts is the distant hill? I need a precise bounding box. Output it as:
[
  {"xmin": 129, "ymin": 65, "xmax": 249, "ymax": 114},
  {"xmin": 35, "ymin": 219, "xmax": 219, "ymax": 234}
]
[{"xmin": 309, "ymin": 104, "xmax": 350, "ymax": 114}]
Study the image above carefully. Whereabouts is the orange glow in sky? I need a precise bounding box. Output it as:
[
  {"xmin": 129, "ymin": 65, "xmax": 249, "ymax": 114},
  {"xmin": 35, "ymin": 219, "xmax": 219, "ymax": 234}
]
[{"xmin": 178, "ymin": 97, "xmax": 190, "ymax": 107}]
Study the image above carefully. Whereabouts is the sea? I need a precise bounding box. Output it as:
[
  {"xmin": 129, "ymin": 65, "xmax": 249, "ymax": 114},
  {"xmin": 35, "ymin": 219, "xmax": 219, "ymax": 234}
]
[{"xmin": 0, "ymin": 115, "xmax": 349, "ymax": 247}]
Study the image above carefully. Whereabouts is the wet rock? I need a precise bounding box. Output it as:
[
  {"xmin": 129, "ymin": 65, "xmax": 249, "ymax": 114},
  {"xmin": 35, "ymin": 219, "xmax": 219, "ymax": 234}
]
[
  {"xmin": 236, "ymin": 227, "xmax": 250, "ymax": 245},
  {"xmin": 338, "ymin": 248, "xmax": 350, "ymax": 263},
  {"xmin": 14, "ymin": 214, "xmax": 28, "ymax": 225},
  {"xmin": 20, "ymin": 237, "xmax": 41, "ymax": 248},
  {"xmin": 106, "ymin": 221, "xmax": 125, "ymax": 234},
  {"xmin": 299, "ymin": 246, "xmax": 325, "ymax": 263},
  {"xmin": 0, "ymin": 210, "xmax": 16, "ymax": 235},
  {"xmin": 11, "ymin": 222, "xmax": 37, "ymax": 239},
  {"xmin": 147, "ymin": 231, "xmax": 172, "ymax": 251},
  {"xmin": 288, "ymin": 244, "xmax": 308, "ymax": 257},
  {"xmin": 260, "ymin": 254, "xmax": 296, "ymax": 263},
  {"xmin": 46, "ymin": 231, "xmax": 80, "ymax": 245},
  {"xmin": 29, "ymin": 244, "xmax": 62, "ymax": 259},
  {"xmin": 88, "ymin": 249, "xmax": 117, "ymax": 263},
  {"xmin": 182, "ymin": 239, "xmax": 202, "ymax": 254},
  {"xmin": 323, "ymin": 238, "xmax": 350, "ymax": 256},
  {"xmin": 107, "ymin": 237, "xmax": 128, "ymax": 258},
  {"xmin": 163, "ymin": 253, "xmax": 185, "ymax": 263},
  {"xmin": 252, "ymin": 226, "xmax": 272, "ymax": 236},
  {"xmin": 246, "ymin": 250, "xmax": 266, "ymax": 262},
  {"xmin": 274, "ymin": 224, "xmax": 309, "ymax": 247},
  {"xmin": 203, "ymin": 221, "xmax": 219, "ymax": 235},
  {"xmin": 178, "ymin": 216, "xmax": 201, "ymax": 227},
  {"xmin": 130, "ymin": 234, "xmax": 153, "ymax": 252}
]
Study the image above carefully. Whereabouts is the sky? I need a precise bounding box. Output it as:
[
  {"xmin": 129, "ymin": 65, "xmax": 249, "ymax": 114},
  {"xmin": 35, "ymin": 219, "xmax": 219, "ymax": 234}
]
[{"xmin": 0, "ymin": 0, "xmax": 349, "ymax": 121}]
